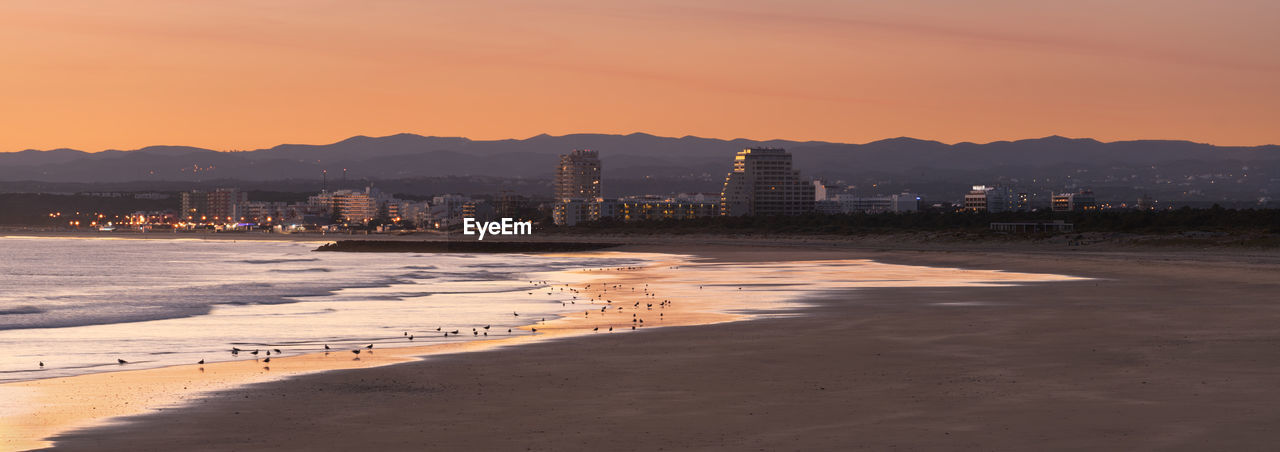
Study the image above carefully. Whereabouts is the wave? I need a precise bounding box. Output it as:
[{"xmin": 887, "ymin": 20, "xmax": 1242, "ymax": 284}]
[
  {"xmin": 269, "ymin": 268, "xmax": 332, "ymax": 273},
  {"xmin": 0, "ymin": 306, "xmax": 44, "ymax": 315},
  {"xmin": 239, "ymin": 258, "xmax": 320, "ymax": 264}
]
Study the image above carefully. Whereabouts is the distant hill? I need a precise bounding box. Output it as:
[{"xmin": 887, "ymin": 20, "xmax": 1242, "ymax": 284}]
[{"xmin": 2, "ymin": 133, "xmax": 1278, "ymax": 204}]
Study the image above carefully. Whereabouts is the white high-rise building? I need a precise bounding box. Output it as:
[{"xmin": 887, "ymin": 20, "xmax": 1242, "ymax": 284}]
[
  {"xmin": 553, "ymin": 150, "xmax": 602, "ymax": 226},
  {"xmin": 720, "ymin": 148, "xmax": 815, "ymax": 216}
]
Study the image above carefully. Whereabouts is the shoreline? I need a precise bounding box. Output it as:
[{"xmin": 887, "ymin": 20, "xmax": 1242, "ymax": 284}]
[
  {"xmin": 6, "ymin": 228, "xmax": 1279, "ymax": 252},
  {"xmin": 1, "ymin": 244, "xmax": 1085, "ymax": 450},
  {"xmin": 10, "ymin": 239, "xmax": 1280, "ymax": 448}
]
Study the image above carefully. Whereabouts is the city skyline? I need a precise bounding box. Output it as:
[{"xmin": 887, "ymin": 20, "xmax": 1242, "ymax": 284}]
[{"xmin": 3, "ymin": 0, "xmax": 1278, "ymax": 152}]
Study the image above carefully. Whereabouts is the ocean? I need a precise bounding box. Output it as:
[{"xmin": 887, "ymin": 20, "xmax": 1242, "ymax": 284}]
[{"xmin": 0, "ymin": 236, "xmax": 646, "ymax": 382}]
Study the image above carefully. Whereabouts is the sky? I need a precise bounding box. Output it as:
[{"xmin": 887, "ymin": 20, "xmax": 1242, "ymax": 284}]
[{"xmin": 1, "ymin": 0, "xmax": 1278, "ymax": 152}]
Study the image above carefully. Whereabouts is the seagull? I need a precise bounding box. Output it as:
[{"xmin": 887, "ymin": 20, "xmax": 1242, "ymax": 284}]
[
  {"xmin": 366, "ymin": 344, "xmax": 374, "ymax": 349},
  {"xmin": 324, "ymin": 344, "xmax": 331, "ymax": 350},
  {"xmin": 250, "ymin": 350, "xmax": 259, "ymax": 356},
  {"xmin": 483, "ymin": 325, "xmax": 490, "ymax": 330},
  {"xmin": 531, "ymin": 327, "xmax": 538, "ymax": 332},
  {"xmin": 408, "ymin": 335, "xmax": 414, "ymax": 341},
  {"xmin": 352, "ymin": 349, "xmax": 361, "ymax": 355},
  {"xmin": 263, "ymin": 357, "xmax": 270, "ymax": 363},
  {"xmin": 39, "ymin": 361, "xmax": 44, "ymax": 368},
  {"xmin": 198, "ymin": 359, "xmax": 204, "ymax": 365},
  {"xmin": 273, "ymin": 349, "xmax": 282, "ymax": 354},
  {"xmin": 513, "ymin": 312, "xmax": 519, "ymax": 317},
  {"xmin": 117, "ymin": 359, "xmax": 128, "ymax": 364}
]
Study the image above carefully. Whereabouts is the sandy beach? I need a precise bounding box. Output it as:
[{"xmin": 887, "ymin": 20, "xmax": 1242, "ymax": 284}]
[{"xmin": 21, "ymin": 241, "xmax": 1280, "ymax": 451}]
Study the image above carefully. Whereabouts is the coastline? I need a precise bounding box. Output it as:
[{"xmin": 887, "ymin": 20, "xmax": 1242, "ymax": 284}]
[
  {"xmin": 1, "ymin": 242, "xmax": 1083, "ymax": 450},
  {"xmin": 13, "ymin": 241, "xmax": 1280, "ymax": 450}
]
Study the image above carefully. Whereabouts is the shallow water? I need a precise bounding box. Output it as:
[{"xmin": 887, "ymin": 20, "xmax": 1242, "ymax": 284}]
[{"xmin": 0, "ymin": 236, "xmax": 647, "ymax": 382}]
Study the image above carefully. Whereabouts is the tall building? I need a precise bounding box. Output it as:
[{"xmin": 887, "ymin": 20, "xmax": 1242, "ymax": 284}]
[
  {"xmin": 180, "ymin": 191, "xmax": 208, "ymax": 220},
  {"xmin": 720, "ymin": 148, "xmax": 815, "ymax": 216},
  {"xmin": 553, "ymin": 149, "xmax": 602, "ymax": 225},
  {"xmin": 180, "ymin": 188, "xmax": 246, "ymax": 223}
]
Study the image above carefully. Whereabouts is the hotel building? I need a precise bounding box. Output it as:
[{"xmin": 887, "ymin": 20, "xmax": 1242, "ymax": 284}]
[
  {"xmin": 553, "ymin": 149, "xmax": 602, "ymax": 226},
  {"xmin": 720, "ymin": 148, "xmax": 815, "ymax": 216}
]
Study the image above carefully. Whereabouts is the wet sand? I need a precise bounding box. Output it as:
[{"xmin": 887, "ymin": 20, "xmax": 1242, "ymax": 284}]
[{"xmin": 32, "ymin": 243, "xmax": 1280, "ymax": 450}]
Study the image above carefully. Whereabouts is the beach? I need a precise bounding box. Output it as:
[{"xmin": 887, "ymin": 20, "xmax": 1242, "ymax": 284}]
[{"xmin": 14, "ymin": 241, "xmax": 1280, "ymax": 450}]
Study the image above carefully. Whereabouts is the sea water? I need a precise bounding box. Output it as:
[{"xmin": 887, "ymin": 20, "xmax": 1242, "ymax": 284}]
[{"xmin": 0, "ymin": 236, "xmax": 647, "ymax": 382}]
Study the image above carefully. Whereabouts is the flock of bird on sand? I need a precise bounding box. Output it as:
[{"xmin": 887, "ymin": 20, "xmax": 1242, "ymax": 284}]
[{"xmin": 36, "ymin": 264, "xmax": 721, "ymax": 372}]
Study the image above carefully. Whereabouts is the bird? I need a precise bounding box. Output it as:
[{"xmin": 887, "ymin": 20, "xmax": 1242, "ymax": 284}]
[
  {"xmin": 513, "ymin": 312, "xmax": 519, "ymax": 317},
  {"xmin": 483, "ymin": 325, "xmax": 490, "ymax": 330},
  {"xmin": 408, "ymin": 335, "xmax": 414, "ymax": 341},
  {"xmin": 250, "ymin": 350, "xmax": 259, "ymax": 356},
  {"xmin": 117, "ymin": 359, "xmax": 128, "ymax": 364},
  {"xmin": 436, "ymin": 327, "xmax": 442, "ymax": 331},
  {"xmin": 324, "ymin": 344, "xmax": 331, "ymax": 350},
  {"xmin": 593, "ymin": 327, "xmax": 598, "ymax": 332},
  {"xmin": 366, "ymin": 344, "xmax": 374, "ymax": 349},
  {"xmin": 609, "ymin": 326, "xmax": 613, "ymax": 332},
  {"xmin": 197, "ymin": 359, "xmax": 204, "ymax": 365},
  {"xmin": 273, "ymin": 349, "xmax": 282, "ymax": 354},
  {"xmin": 39, "ymin": 361, "xmax": 44, "ymax": 368},
  {"xmin": 263, "ymin": 357, "xmax": 270, "ymax": 363},
  {"xmin": 352, "ymin": 349, "xmax": 361, "ymax": 355},
  {"xmin": 531, "ymin": 327, "xmax": 538, "ymax": 332},
  {"xmin": 450, "ymin": 330, "xmax": 459, "ymax": 335}
]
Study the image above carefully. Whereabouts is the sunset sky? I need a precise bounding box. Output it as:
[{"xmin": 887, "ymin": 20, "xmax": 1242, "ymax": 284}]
[{"xmin": 2, "ymin": 0, "xmax": 1277, "ymax": 152}]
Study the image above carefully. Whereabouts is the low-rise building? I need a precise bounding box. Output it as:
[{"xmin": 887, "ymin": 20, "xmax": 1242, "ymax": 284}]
[{"xmin": 600, "ymin": 197, "xmax": 719, "ymax": 222}]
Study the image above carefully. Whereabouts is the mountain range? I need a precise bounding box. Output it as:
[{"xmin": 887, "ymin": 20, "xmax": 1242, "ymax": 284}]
[{"xmin": 2, "ymin": 133, "xmax": 1278, "ymax": 203}]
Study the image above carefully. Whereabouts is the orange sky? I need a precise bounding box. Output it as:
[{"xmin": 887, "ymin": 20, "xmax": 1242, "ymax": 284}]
[{"xmin": 2, "ymin": 0, "xmax": 1278, "ymax": 152}]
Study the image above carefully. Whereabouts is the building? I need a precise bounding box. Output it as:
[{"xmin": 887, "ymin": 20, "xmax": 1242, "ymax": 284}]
[
  {"xmin": 1052, "ymin": 190, "xmax": 1098, "ymax": 212},
  {"xmin": 990, "ymin": 220, "xmax": 1074, "ymax": 233},
  {"xmin": 812, "ymin": 179, "xmax": 829, "ymax": 201},
  {"xmin": 814, "ymin": 200, "xmax": 843, "ymax": 215},
  {"xmin": 496, "ymin": 191, "xmax": 530, "ymax": 218},
  {"xmin": 308, "ymin": 186, "xmax": 399, "ymax": 224},
  {"xmin": 832, "ymin": 193, "xmax": 920, "ymax": 214},
  {"xmin": 720, "ymin": 148, "xmax": 815, "ymax": 216},
  {"xmin": 553, "ymin": 149, "xmax": 603, "ymax": 226},
  {"xmin": 964, "ymin": 185, "xmax": 1013, "ymax": 212},
  {"xmin": 180, "ymin": 188, "xmax": 247, "ymax": 223},
  {"xmin": 600, "ymin": 197, "xmax": 720, "ymax": 222}
]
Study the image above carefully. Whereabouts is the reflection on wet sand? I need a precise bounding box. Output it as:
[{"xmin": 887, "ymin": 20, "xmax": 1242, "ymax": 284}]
[{"xmin": 0, "ymin": 252, "xmax": 1081, "ymax": 450}]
